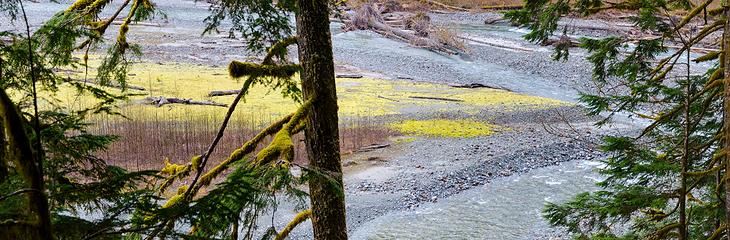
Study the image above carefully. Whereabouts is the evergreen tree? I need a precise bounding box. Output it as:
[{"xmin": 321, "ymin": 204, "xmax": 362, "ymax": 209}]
[
  {"xmin": 134, "ymin": 0, "xmax": 348, "ymax": 239},
  {"xmin": 1, "ymin": 0, "xmax": 163, "ymax": 239},
  {"xmin": 2, "ymin": 0, "xmax": 346, "ymax": 238},
  {"xmin": 508, "ymin": 0, "xmax": 730, "ymax": 239}
]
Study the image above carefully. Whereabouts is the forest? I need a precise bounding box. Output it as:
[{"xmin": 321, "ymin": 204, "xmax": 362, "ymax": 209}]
[{"xmin": 2, "ymin": 0, "xmax": 729, "ymax": 239}]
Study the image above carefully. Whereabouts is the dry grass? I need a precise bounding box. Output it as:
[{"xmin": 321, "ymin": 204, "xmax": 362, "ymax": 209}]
[
  {"xmin": 91, "ymin": 114, "xmax": 399, "ymax": 171},
  {"xmin": 436, "ymin": 0, "xmax": 522, "ymax": 9},
  {"xmin": 348, "ymin": 0, "xmax": 524, "ymax": 10},
  {"xmin": 431, "ymin": 25, "xmax": 468, "ymax": 52},
  {"xmin": 352, "ymin": 0, "xmax": 714, "ymax": 11}
]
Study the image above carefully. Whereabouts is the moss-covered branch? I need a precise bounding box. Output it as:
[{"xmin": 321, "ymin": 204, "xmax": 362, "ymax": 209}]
[
  {"xmin": 116, "ymin": 0, "xmax": 140, "ymax": 50},
  {"xmin": 254, "ymin": 98, "xmax": 312, "ymax": 166},
  {"xmin": 650, "ymin": 19, "xmax": 724, "ymax": 81},
  {"xmin": 665, "ymin": 0, "xmax": 713, "ymax": 37},
  {"xmin": 708, "ymin": 224, "xmax": 728, "ymax": 240},
  {"xmin": 228, "ymin": 61, "xmax": 300, "ymax": 79},
  {"xmin": 189, "ymin": 113, "xmax": 293, "ymax": 196},
  {"xmin": 263, "ymin": 36, "xmax": 298, "ymax": 65},
  {"xmin": 275, "ymin": 209, "xmax": 312, "ymax": 240}
]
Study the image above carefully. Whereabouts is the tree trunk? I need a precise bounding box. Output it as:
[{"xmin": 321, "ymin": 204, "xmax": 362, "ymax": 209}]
[
  {"xmin": 723, "ymin": 6, "xmax": 730, "ymax": 240},
  {"xmin": 0, "ymin": 89, "xmax": 53, "ymax": 240},
  {"xmin": 295, "ymin": 0, "xmax": 348, "ymax": 239}
]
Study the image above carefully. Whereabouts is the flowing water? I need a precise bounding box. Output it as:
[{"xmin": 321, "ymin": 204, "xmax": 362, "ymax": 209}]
[{"xmin": 350, "ymin": 160, "xmax": 604, "ymax": 240}]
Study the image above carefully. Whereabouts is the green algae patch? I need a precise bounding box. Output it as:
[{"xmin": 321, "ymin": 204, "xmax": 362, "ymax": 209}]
[{"xmin": 389, "ymin": 119, "xmax": 503, "ymax": 138}]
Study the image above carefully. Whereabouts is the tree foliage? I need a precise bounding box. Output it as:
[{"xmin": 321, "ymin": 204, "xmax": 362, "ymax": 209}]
[
  {"xmin": 508, "ymin": 0, "xmax": 730, "ymax": 239},
  {"xmin": 123, "ymin": 0, "xmax": 346, "ymax": 239},
  {"xmin": 1, "ymin": 0, "xmax": 164, "ymax": 239},
  {"xmin": 1, "ymin": 0, "xmax": 342, "ymax": 238}
]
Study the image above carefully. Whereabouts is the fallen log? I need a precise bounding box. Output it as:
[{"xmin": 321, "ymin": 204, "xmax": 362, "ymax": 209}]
[
  {"xmin": 481, "ymin": 5, "xmax": 523, "ymax": 10},
  {"xmin": 449, "ymin": 83, "xmax": 512, "ymax": 91},
  {"xmin": 424, "ymin": 0, "xmax": 469, "ymax": 12},
  {"xmin": 458, "ymin": 36, "xmax": 534, "ymax": 52},
  {"xmin": 484, "ymin": 16, "xmax": 506, "ymax": 24},
  {"xmin": 346, "ymin": 4, "xmax": 461, "ymax": 55},
  {"xmin": 143, "ymin": 96, "xmax": 228, "ymax": 107},
  {"xmin": 336, "ymin": 73, "xmax": 364, "ymax": 78},
  {"xmin": 356, "ymin": 143, "xmax": 391, "ymax": 153},
  {"xmin": 377, "ymin": 95, "xmax": 400, "ymax": 102},
  {"xmin": 541, "ymin": 35, "xmax": 581, "ymax": 47},
  {"xmin": 208, "ymin": 90, "xmax": 241, "ymax": 97},
  {"xmin": 370, "ymin": 16, "xmax": 459, "ymax": 54},
  {"xmin": 409, "ymin": 96, "xmax": 464, "ymax": 102},
  {"xmin": 72, "ymin": 79, "xmax": 146, "ymax": 91},
  {"xmin": 111, "ymin": 20, "xmax": 161, "ymax": 27}
]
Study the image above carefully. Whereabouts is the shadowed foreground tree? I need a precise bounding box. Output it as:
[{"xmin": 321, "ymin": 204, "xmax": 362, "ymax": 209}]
[
  {"xmin": 508, "ymin": 0, "xmax": 730, "ymax": 239},
  {"xmin": 1, "ymin": 0, "xmax": 346, "ymax": 238},
  {"xmin": 1, "ymin": 0, "xmax": 163, "ymax": 239}
]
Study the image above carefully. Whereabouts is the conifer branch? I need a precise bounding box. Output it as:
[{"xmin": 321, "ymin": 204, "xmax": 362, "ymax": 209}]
[
  {"xmin": 687, "ymin": 161, "xmax": 726, "ymax": 177},
  {"xmin": 707, "ymin": 224, "xmax": 728, "ymax": 240},
  {"xmin": 183, "ymin": 36, "xmax": 300, "ymax": 200}
]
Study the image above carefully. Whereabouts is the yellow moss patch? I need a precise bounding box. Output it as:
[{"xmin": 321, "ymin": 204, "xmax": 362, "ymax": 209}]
[
  {"xmin": 48, "ymin": 59, "xmax": 570, "ymax": 125},
  {"xmin": 389, "ymin": 119, "xmax": 503, "ymax": 138}
]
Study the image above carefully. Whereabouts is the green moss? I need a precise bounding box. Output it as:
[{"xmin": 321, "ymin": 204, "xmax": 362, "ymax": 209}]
[
  {"xmin": 228, "ymin": 61, "xmax": 300, "ymax": 79},
  {"xmin": 389, "ymin": 119, "xmax": 504, "ymax": 138},
  {"xmin": 160, "ymin": 158, "xmax": 189, "ymax": 176},
  {"xmin": 255, "ymin": 129, "xmax": 294, "ymax": 165},
  {"xmin": 66, "ymin": 0, "xmax": 97, "ymax": 11},
  {"xmin": 275, "ymin": 209, "xmax": 312, "ymax": 240},
  {"xmin": 162, "ymin": 192, "xmax": 183, "ymax": 209},
  {"xmin": 190, "ymin": 155, "xmax": 202, "ymax": 171},
  {"xmin": 693, "ymin": 51, "xmax": 719, "ymax": 62}
]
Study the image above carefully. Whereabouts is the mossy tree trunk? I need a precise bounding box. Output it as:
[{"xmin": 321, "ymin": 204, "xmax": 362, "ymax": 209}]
[
  {"xmin": 0, "ymin": 89, "xmax": 53, "ymax": 240},
  {"xmin": 721, "ymin": 13, "xmax": 730, "ymax": 239},
  {"xmin": 295, "ymin": 0, "xmax": 348, "ymax": 239}
]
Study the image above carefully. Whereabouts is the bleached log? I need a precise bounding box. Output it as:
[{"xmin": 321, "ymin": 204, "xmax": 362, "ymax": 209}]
[
  {"xmin": 143, "ymin": 96, "xmax": 228, "ymax": 107},
  {"xmin": 208, "ymin": 90, "xmax": 241, "ymax": 97}
]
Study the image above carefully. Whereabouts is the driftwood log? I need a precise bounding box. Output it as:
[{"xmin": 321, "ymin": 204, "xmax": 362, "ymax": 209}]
[
  {"xmin": 142, "ymin": 96, "xmax": 228, "ymax": 107},
  {"xmin": 481, "ymin": 5, "xmax": 523, "ymax": 10},
  {"xmin": 111, "ymin": 20, "xmax": 161, "ymax": 27},
  {"xmin": 356, "ymin": 143, "xmax": 391, "ymax": 153},
  {"xmin": 208, "ymin": 90, "xmax": 241, "ymax": 97},
  {"xmin": 335, "ymin": 73, "xmax": 364, "ymax": 78},
  {"xmin": 424, "ymin": 0, "xmax": 469, "ymax": 12},
  {"xmin": 457, "ymin": 35, "xmax": 534, "ymax": 52},
  {"xmin": 449, "ymin": 83, "xmax": 512, "ymax": 91},
  {"xmin": 377, "ymin": 95, "xmax": 400, "ymax": 102},
  {"xmin": 72, "ymin": 78, "xmax": 146, "ymax": 91},
  {"xmin": 345, "ymin": 4, "xmax": 461, "ymax": 55},
  {"xmin": 409, "ymin": 96, "xmax": 464, "ymax": 102}
]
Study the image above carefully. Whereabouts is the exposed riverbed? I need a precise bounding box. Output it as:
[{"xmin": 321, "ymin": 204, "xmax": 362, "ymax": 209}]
[{"xmin": 8, "ymin": 1, "xmax": 651, "ymax": 239}]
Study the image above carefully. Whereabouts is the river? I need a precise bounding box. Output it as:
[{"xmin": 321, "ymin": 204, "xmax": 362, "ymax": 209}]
[{"xmin": 350, "ymin": 159, "xmax": 604, "ymax": 240}]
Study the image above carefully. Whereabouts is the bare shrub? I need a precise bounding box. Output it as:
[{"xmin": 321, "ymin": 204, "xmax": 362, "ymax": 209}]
[
  {"xmin": 380, "ymin": 0, "xmax": 404, "ymax": 13},
  {"xmin": 432, "ymin": 25, "xmax": 468, "ymax": 52},
  {"xmin": 404, "ymin": 11, "xmax": 431, "ymax": 37},
  {"xmin": 347, "ymin": 3, "xmax": 383, "ymax": 30}
]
